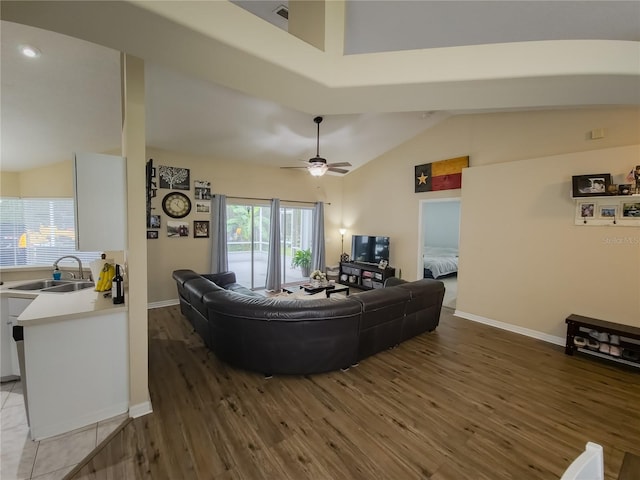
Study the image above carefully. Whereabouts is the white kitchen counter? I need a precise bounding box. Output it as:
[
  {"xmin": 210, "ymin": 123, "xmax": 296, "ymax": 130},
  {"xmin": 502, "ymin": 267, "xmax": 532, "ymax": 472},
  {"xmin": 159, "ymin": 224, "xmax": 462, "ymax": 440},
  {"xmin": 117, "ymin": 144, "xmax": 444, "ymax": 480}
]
[
  {"xmin": 1, "ymin": 279, "xmax": 130, "ymax": 440},
  {"xmin": 1, "ymin": 279, "xmax": 127, "ymax": 326}
]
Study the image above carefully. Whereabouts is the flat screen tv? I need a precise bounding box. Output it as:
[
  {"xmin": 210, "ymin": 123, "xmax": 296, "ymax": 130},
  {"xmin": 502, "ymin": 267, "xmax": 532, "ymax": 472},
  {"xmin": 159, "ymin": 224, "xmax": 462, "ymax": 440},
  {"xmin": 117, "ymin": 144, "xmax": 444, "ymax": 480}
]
[{"xmin": 351, "ymin": 235, "xmax": 390, "ymax": 264}]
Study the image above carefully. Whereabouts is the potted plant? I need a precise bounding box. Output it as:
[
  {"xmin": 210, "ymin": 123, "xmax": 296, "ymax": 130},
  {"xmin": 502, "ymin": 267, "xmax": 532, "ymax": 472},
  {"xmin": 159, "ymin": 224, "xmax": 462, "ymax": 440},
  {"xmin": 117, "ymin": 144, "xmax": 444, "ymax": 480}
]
[{"xmin": 292, "ymin": 249, "xmax": 312, "ymax": 277}]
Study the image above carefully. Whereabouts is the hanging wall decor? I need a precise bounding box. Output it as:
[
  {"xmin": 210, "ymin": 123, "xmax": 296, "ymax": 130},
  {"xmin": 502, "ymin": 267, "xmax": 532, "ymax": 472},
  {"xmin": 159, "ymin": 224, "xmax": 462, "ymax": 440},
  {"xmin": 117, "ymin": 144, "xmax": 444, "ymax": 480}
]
[
  {"xmin": 194, "ymin": 220, "xmax": 210, "ymax": 238},
  {"xmin": 415, "ymin": 156, "xmax": 469, "ymax": 193},
  {"xmin": 194, "ymin": 180, "xmax": 211, "ymax": 199},
  {"xmin": 159, "ymin": 165, "xmax": 190, "ymax": 190},
  {"xmin": 167, "ymin": 220, "xmax": 189, "ymax": 237}
]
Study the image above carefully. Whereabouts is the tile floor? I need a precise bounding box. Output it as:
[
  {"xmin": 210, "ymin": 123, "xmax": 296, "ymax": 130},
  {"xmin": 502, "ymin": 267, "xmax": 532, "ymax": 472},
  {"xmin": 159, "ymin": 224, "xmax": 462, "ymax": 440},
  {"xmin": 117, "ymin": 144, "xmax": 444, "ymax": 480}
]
[{"xmin": 1, "ymin": 380, "xmax": 127, "ymax": 480}]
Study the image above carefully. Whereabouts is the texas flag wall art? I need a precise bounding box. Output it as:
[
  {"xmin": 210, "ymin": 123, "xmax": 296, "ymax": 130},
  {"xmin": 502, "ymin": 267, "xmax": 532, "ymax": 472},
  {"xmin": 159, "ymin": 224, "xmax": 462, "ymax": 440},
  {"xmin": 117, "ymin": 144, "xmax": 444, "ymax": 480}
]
[{"xmin": 415, "ymin": 156, "xmax": 469, "ymax": 193}]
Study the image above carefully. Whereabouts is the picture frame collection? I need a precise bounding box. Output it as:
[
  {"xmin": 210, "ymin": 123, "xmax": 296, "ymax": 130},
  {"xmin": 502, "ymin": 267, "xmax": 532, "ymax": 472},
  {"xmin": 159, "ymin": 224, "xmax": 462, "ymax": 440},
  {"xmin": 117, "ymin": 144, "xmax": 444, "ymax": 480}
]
[
  {"xmin": 146, "ymin": 163, "xmax": 212, "ymax": 239},
  {"xmin": 572, "ymin": 168, "xmax": 640, "ymax": 226}
]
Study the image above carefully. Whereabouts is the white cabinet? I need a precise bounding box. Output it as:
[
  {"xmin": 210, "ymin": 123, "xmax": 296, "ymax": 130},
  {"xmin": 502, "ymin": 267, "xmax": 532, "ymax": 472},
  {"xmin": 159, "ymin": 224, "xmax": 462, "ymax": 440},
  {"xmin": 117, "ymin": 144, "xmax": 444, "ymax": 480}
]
[
  {"xmin": 74, "ymin": 152, "xmax": 127, "ymax": 251},
  {"xmin": 24, "ymin": 310, "xmax": 129, "ymax": 440},
  {"xmin": 1, "ymin": 297, "xmax": 33, "ymax": 381}
]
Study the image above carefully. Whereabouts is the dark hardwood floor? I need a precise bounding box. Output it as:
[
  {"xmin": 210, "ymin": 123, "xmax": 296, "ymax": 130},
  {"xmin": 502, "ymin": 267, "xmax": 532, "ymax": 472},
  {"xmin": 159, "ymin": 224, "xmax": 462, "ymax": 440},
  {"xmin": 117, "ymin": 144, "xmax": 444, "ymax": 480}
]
[{"xmin": 68, "ymin": 306, "xmax": 640, "ymax": 479}]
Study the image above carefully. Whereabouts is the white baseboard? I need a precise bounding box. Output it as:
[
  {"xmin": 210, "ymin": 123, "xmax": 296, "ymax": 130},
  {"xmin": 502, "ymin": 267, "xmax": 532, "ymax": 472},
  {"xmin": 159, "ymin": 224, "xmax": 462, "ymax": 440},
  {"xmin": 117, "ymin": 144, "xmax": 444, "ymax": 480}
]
[
  {"xmin": 454, "ymin": 310, "xmax": 565, "ymax": 347},
  {"xmin": 148, "ymin": 299, "xmax": 179, "ymax": 309},
  {"xmin": 129, "ymin": 398, "xmax": 153, "ymax": 418}
]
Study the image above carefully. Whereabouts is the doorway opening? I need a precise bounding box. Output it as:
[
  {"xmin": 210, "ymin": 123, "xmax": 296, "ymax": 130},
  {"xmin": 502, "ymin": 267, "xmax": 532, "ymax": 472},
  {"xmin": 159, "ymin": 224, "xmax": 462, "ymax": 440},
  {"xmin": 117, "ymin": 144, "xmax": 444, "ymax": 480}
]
[{"xmin": 418, "ymin": 198, "xmax": 460, "ymax": 309}]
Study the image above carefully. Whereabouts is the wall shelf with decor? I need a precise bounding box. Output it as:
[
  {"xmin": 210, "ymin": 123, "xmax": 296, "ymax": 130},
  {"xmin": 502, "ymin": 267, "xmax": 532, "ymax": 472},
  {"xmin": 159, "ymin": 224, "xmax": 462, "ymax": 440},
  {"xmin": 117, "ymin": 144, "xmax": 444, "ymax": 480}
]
[
  {"xmin": 573, "ymin": 195, "xmax": 640, "ymax": 226},
  {"xmin": 571, "ymin": 170, "xmax": 640, "ymax": 226},
  {"xmin": 339, "ymin": 262, "xmax": 396, "ymax": 290}
]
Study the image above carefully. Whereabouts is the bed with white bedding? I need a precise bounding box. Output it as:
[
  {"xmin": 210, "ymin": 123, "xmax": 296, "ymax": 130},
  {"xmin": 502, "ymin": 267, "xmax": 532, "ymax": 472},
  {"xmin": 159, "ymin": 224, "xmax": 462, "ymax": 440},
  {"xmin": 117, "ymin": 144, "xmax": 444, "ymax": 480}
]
[{"xmin": 422, "ymin": 246, "xmax": 458, "ymax": 279}]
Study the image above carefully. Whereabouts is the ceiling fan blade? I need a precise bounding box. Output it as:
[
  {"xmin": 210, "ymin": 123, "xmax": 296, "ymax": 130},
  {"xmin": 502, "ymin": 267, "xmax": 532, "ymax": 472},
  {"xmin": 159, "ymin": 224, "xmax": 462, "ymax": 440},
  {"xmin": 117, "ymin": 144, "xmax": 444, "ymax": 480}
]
[
  {"xmin": 280, "ymin": 166, "xmax": 308, "ymax": 169},
  {"xmin": 328, "ymin": 167, "xmax": 349, "ymax": 174},
  {"xmin": 326, "ymin": 162, "xmax": 351, "ymax": 168}
]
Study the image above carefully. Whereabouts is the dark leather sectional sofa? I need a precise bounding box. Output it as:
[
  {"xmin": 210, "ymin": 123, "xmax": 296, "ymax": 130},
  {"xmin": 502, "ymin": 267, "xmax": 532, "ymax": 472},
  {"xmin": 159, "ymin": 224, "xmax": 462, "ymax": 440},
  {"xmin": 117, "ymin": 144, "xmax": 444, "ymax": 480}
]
[{"xmin": 172, "ymin": 269, "xmax": 445, "ymax": 376}]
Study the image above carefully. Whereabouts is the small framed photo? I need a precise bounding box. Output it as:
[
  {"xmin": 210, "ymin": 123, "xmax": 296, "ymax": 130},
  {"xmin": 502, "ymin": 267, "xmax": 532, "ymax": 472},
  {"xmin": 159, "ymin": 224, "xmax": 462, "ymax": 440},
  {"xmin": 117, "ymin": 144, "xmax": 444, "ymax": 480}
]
[
  {"xmin": 618, "ymin": 184, "xmax": 632, "ymax": 195},
  {"xmin": 167, "ymin": 220, "xmax": 189, "ymax": 237},
  {"xmin": 572, "ymin": 174, "xmax": 612, "ymax": 197},
  {"xmin": 579, "ymin": 202, "xmax": 595, "ymax": 218},
  {"xmin": 147, "ymin": 214, "xmax": 161, "ymax": 228},
  {"xmin": 194, "ymin": 220, "xmax": 210, "ymax": 238},
  {"xmin": 378, "ymin": 259, "xmax": 388, "ymax": 269},
  {"xmin": 195, "ymin": 201, "xmax": 210, "ymax": 214},
  {"xmin": 622, "ymin": 202, "xmax": 640, "ymax": 218},
  {"xmin": 146, "ymin": 230, "xmax": 159, "ymax": 239},
  {"xmin": 599, "ymin": 205, "xmax": 617, "ymax": 218}
]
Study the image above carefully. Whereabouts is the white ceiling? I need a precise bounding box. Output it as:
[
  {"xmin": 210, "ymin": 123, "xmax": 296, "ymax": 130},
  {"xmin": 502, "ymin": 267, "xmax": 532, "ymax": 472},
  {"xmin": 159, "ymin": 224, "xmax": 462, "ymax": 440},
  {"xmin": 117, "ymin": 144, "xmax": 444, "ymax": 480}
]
[{"xmin": 2, "ymin": 1, "xmax": 639, "ymax": 173}]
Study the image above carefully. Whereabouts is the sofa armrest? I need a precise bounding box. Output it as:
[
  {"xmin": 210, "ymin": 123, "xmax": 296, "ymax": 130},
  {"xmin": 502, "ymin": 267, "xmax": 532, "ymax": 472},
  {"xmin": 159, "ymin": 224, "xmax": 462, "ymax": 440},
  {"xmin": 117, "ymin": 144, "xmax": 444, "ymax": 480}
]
[{"xmin": 202, "ymin": 271, "xmax": 236, "ymax": 287}]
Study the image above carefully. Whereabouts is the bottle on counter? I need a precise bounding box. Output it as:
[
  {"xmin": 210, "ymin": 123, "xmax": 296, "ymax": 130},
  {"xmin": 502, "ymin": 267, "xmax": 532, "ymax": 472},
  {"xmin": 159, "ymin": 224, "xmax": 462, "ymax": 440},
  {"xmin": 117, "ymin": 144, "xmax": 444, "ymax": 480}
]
[
  {"xmin": 52, "ymin": 267, "xmax": 62, "ymax": 280},
  {"xmin": 112, "ymin": 264, "xmax": 124, "ymax": 304}
]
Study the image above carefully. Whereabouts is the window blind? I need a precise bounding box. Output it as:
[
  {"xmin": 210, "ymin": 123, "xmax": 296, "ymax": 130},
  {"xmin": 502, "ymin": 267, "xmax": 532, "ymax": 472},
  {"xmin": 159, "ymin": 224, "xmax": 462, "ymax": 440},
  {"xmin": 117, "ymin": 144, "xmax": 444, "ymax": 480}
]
[{"xmin": 0, "ymin": 198, "xmax": 100, "ymax": 267}]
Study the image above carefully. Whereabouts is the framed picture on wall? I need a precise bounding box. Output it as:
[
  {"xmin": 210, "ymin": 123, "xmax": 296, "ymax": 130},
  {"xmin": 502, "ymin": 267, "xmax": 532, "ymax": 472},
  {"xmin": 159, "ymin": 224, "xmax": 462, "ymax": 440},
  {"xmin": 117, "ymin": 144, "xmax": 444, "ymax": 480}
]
[
  {"xmin": 572, "ymin": 174, "xmax": 612, "ymax": 197},
  {"xmin": 579, "ymin": 202, "xmax": 595, "ymax": 218},
  {"xmin": 167, "ymin": 220, "xmax": 189, "ymax": 237},
  {"xmin": 194, "ymin": 220, "xmax": 210, "ymax": 238},
  {"xmin": 196, "ymin": 201, "xmax": 210, "ymax": 214},
  {"xmin": 158, "ymin": 166, "xmax": 190, "ymax": 190},
  {"xmin": 146, "ymin": 230, "xmax": 159, "ymax": 239},
  {"xmin": 622, "ymin": 202, "xmax": 640, "ymax": 217},
  {"xmin": 147, "ymin": 214, "xmax": 161, "ymax": 228},
  {"xmin": 599, "ymin": 205, "xmax": 617, "ymax": 218}
]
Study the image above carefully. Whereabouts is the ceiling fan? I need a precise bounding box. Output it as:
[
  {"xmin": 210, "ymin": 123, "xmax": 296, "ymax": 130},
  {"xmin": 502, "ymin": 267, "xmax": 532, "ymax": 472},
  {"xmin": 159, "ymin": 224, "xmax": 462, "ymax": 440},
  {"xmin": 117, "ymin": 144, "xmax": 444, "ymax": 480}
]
[{"xmin": 281, "ymin": 116, "xmax": 352, "ymax": 176}]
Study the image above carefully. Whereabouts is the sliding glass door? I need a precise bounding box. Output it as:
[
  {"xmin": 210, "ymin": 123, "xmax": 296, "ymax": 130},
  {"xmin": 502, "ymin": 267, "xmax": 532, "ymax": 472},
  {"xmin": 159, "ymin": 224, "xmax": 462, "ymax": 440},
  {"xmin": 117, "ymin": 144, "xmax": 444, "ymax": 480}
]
[{"xmin": 227, "ymin": 202, "xmax": 313, "ymax": 289}]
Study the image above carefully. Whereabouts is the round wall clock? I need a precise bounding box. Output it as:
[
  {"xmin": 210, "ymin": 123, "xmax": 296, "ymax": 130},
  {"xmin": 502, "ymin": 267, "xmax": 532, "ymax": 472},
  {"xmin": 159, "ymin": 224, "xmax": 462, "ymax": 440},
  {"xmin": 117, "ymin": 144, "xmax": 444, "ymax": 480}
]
[{"xmin": 162, "ymin": 192, "xmax": 192, "ymax": 218}]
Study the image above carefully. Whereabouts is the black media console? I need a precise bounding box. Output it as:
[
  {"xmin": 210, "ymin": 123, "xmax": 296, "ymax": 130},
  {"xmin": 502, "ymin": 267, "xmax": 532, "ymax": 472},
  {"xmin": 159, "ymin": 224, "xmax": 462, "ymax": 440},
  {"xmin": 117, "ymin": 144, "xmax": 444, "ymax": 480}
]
[{"xmin": 339, "ymin": 261, "xmax": 396, "ymax": 290}]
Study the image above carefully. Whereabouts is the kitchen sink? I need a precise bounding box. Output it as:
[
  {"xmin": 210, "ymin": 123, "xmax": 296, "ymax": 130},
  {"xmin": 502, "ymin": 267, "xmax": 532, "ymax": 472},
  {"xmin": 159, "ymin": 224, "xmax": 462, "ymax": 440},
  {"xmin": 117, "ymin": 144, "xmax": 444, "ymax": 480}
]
[
  {"xmin": 40, "ymin": 282, "xmax": 94, "ymax": 293},
  {"xmin": 10, "ymin": 279, "xmax": 94, "ymax": 292}
]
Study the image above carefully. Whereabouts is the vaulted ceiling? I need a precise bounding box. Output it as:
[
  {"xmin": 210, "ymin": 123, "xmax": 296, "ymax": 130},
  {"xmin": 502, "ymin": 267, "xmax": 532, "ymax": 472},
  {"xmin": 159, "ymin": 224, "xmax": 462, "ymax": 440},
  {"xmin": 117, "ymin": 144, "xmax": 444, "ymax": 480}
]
[{"xmin": 2, "ymin": 1, "xmax": 639, "ymax": 173}]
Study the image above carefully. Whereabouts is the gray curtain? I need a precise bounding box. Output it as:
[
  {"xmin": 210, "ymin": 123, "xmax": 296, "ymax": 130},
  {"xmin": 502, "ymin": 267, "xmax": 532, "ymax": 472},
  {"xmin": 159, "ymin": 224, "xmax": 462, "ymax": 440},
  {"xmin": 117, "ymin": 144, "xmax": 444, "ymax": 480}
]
[
  {"xmin": 210, "ymin": 194, "xmax": 228, "ymax": 273},
  {"xmin": 265, "ymin": 198, "xmax": 281, "ymax": 291},
  {"xmin": 311, "ymin": 201, "xmax": 326, "ymax": 272}
]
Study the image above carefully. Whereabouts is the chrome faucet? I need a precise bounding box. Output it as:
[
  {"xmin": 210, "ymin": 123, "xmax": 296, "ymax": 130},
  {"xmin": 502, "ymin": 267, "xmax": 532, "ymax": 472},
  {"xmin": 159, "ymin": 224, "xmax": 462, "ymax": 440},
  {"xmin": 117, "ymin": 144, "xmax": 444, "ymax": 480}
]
[{"xmin": 53, "ymin": 256, "xmax": 84, "ymax": 280}]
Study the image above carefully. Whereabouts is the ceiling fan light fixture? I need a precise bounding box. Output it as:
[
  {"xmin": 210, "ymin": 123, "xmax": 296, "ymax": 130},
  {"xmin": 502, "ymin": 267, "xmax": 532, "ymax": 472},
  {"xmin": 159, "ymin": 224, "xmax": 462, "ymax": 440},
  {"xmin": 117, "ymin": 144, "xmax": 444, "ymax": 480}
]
[
  {"xmin": 308, "ymin": 164, "xmax": 328, "ymax": 177},
  {"xmin": 19, "ymin": 44, "xmax": 41, "ymax": 58}
]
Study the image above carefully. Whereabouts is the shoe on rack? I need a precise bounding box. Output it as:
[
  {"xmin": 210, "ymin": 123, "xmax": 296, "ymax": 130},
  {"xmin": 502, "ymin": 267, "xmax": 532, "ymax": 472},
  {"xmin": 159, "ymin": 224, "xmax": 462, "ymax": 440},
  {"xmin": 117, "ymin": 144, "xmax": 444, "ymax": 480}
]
[
  {"xmin": 588, "ymin": 330, "xmax": 609, "ymax": 342},
  {"xmin": 586, "ymin": 338, "xmax": 600, "ymax": 350},
  {"xmin": 609, "ymin": 334, "xmax": 620, "ymax": 345},
  {"xmin": 622, "ymin": 349, "xmax": 640, "ymax": 362},
  {"xmin": 609, "ymin": 345, "xmax": 621, "ymax": 357},
  {"xmin": 573, "ymin": 336, "xmax": 587, "ymax": 348},
  {"xmin": 599, "ymin": 343, "xmax": 610, "ymax": 354}
]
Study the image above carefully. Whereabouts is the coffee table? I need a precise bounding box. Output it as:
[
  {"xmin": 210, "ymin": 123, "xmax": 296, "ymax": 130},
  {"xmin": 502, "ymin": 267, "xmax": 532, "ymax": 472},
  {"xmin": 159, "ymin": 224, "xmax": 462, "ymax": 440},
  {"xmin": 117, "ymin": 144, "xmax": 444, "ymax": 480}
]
[{"xmin": 284, "ymin": 283, "xmax": 350, "ymax": 297}]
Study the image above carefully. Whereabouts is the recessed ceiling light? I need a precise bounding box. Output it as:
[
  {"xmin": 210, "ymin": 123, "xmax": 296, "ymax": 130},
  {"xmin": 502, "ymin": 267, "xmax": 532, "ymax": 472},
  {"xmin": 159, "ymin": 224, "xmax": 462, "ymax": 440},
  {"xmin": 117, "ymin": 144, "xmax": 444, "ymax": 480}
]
[{"xmin": 19, "ymin": 44, "xmax": 41, "ymax": 58}]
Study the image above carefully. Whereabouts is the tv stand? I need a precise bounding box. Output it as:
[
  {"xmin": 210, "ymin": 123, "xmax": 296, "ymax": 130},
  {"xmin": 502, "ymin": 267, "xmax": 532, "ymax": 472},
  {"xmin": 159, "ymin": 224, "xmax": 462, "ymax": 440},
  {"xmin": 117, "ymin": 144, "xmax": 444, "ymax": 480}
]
[{"xmin": 339, "ymin": 262, "xmax": 396, "ymax": 290}]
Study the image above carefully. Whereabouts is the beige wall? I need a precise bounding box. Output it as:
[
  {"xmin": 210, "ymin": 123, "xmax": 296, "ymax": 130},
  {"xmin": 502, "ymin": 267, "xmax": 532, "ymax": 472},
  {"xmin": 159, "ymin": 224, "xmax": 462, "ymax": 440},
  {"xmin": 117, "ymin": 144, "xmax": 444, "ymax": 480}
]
[
  {"xmin": 459, "ymin": 145, "xmax": 639, "ymax": 338},
  {"xmin": 0, "ymin": 161, "xmax": 73, "ymax": 198},
  {"xmin": 342, "ymin": 106, "xmax": 640, "ymax": 338},
  {"xmin": 146, "ymin": 147, "xmax": 344, "ymax": 303},
  {"xmin": 1, "ymin": 172, "xmax": 20, "ymax": 197}
]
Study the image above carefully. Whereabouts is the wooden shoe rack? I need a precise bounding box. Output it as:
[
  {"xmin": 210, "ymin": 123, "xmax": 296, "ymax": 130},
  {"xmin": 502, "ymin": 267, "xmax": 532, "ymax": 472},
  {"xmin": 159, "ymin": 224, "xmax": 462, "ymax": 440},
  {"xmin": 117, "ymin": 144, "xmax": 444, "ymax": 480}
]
[{"xmin": 565, "ymin": 314, "xmax": 640, "ymax": 369}]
